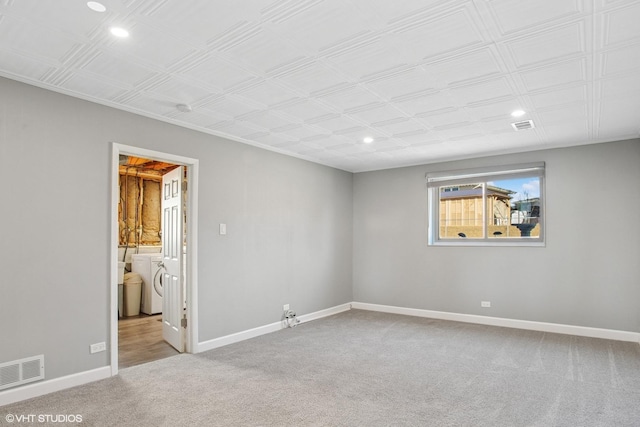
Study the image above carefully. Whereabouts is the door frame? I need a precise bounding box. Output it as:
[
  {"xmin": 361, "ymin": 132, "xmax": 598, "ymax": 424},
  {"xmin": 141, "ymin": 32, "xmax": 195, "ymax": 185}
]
[{"xmin": 109, "ymin": 143, "xmax": 199, "ymax": 376}]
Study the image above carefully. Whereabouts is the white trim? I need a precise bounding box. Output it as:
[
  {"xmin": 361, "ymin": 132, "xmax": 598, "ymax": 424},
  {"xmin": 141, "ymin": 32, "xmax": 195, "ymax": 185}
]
[
  {"xmin": 426, "ymin": 162, "xmax": 545, "ymax": 186},
  {"xmin": 296, "ymin": 303, "xmax": 351, "ymax": 324},
  {"xmin": 197, "ymin": 303, "xmax": 352, "ymax": 353},
  {"xmin": 197, "ymin": 321, "xmax": 283, "ymax": 353},
  {"xmin": 0, "ymin": 302, "xmax": 349, "ymax": 406},
  {"xmin": 0, "ymin": 367, "xmax": 111, "ymax": 407},
  {"xmin": 5, "ymin": 71, "xmax": 640, "ymax": 176},
  {"xmin": 110, "ymin": 146, "xmax": 120, "ymax": 376},
  {"xmin": 3, "ymin": 302, "xmax": 637, "ymax": 406},
  {"xmin": 430, "ymin": 240, "xmax": 546, "ymax": 247},
  {"xmin": 185, "ymin": 162, "xmax": 199, "ymax": 354},
  {"xmin": 351, "ymin": 302, "xmax": 640, "ymax": 343},
  {"xmin": 0, "ymin": 71, "xmax": 350, "ymax": 173},
  {"xmin": 110, "ymin": 143, "xmax": 200, "ymax": 374}
]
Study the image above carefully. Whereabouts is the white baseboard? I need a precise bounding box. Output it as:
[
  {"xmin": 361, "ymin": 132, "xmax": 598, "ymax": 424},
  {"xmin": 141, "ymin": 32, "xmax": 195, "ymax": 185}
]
[
  {"xmin": 196, "ymin": 320, "xmax": 282, "ymax": 353},
  {"xmin": 0, "ymin": 366, "xmax": 111, "ymax": 407},
  {"xmin": 197, "ymin": 302, "xmax": 352, "ymax": 353},
  {"xmin": 296, "ymin": 303, "xmax": 351, "ymax": 324},
  {"xmin": 1, "ymin": 303, "xmax": 352, "ymax": 407},
  {"xmin": 351, "ymin": 302, "xmax": 640, "ymax": 343},
  {"xmin": 5, "ymin": 301, "xmax": 633, "ymax": 407}
]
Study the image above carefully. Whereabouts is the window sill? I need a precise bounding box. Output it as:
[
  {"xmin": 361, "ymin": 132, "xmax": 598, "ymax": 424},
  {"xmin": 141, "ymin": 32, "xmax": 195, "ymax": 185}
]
[{"xmin": 429, "ymin": 239, "xmax": 545, "ymax": 247}]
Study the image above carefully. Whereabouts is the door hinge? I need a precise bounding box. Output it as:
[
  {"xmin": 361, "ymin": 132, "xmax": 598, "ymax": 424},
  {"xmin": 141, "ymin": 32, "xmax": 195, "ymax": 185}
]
[{"xmin": 181, "ymin": 316, "xmax": 187, "ymax": 328}]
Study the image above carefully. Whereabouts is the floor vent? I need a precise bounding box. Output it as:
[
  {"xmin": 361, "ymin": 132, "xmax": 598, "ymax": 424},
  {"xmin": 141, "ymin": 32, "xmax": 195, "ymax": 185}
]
[
  {"xmin": 511, "ymin": 120, "xmax": 535, "ymax": 131},
  {"xmin": 0, "ymin": 355, "xmax": 45, "ymax": 391}
]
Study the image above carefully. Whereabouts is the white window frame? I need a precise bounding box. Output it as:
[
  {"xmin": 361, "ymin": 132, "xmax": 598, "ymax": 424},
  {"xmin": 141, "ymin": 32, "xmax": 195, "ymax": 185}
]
[{"xmin": 427, "ymin": 162, "xmax": 545, "ymax": 247}]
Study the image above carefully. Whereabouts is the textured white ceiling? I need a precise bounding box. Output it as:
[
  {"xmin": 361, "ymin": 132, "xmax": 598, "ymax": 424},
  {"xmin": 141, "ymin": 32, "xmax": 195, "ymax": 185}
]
[{"xmin": 1, "ymin": 0, "xmax": 639, "ymax": 172}]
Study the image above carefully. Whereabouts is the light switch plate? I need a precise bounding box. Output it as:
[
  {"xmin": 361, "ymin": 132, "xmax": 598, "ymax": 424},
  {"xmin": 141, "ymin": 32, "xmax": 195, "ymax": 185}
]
[{"xmin": 219, "ymin": 223, "xmax": 227, "ymax": 235}]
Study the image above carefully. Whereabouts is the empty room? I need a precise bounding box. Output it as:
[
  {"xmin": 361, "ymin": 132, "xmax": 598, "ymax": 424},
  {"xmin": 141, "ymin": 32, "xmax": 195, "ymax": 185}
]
[{"xmin": 1, "ymin": 1, "xmax": 639, "ymax": 426}]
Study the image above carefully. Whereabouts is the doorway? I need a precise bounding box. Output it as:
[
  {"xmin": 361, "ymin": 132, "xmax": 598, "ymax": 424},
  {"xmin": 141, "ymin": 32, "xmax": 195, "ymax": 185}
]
[
  {"xmin": 110, "ymin": 144, "xmax": 199, "ymax": 375},
  {"xmin": 117, "ymin": 156, "xmax": 181, "ymax": 368}
]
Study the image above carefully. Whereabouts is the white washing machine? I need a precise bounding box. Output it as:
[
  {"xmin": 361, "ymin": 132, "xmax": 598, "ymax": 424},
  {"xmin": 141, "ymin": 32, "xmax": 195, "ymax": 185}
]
[{"xmin": 131, "ymin": 253, "xmax": 164, "ymax": 315}]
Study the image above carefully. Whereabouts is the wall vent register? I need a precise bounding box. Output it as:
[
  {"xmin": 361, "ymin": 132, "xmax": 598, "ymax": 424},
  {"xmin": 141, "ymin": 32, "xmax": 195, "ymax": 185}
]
[{"xmin": 0, "ymin": 355, "xmax": 45, "ymax": 391}]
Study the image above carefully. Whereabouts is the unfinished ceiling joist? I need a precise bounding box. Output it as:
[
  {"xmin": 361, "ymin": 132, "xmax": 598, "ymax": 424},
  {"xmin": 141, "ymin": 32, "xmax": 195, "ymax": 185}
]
[{"xmin": 119, "ymin": 166, "xmax": 164, "ymax": 181}]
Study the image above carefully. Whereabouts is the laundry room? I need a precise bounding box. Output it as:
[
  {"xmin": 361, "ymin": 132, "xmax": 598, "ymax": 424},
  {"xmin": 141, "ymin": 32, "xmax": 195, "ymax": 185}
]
[{"xmin": 116, "ymin": 155, "xmax": 186, "ymax": 368}]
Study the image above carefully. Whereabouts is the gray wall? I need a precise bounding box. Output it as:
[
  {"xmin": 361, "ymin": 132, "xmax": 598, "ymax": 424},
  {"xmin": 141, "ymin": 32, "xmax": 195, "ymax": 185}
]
[
  {"xmin": 2, "ymin": 74, "xmax": 638, "ymax": 387},
  {"xmin": 0, "ymin": 77, "xmax": 353, "ymax": 380},
  {"xmin": 353, "ymin": 139, "xmax": 640, "ymax": 332}
]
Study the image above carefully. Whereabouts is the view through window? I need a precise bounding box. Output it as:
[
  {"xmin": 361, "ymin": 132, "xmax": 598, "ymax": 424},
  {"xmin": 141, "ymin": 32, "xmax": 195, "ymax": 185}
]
[{"xmin": 427, "ymin": 163, "xmax": 544, "ymax": 245}]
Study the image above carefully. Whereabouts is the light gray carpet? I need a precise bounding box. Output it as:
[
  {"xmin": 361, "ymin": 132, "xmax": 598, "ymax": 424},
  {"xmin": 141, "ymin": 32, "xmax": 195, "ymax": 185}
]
[{"xmin": 2, "ymin": 310, "xmax": 640, "ymax": 426}]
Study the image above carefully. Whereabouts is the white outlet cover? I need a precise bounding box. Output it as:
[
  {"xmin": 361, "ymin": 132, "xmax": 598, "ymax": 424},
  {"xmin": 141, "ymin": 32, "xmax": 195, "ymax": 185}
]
[{"xmin": 90, "ymin": 342, "xmax": 106, "ymax": 353}]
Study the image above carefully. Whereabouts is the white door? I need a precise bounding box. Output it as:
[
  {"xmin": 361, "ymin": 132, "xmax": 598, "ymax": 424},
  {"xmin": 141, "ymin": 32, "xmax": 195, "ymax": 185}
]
[{"xmin": 161, "ymin": 166, "xmax": 185, "ymax": 352}]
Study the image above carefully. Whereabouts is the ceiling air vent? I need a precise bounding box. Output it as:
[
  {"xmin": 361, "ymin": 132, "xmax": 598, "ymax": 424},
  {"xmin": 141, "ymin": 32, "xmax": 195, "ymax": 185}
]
[{"xmin": 511, "ymin": 120, "xmax": 535, "ymax": 131}]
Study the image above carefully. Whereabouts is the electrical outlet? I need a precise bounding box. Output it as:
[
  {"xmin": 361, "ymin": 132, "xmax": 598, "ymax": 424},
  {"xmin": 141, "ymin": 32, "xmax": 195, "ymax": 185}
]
[
  {"xmin": 481, "ymin": 301, "xmax": 491, "ymax": 308},
  {"xmin": 283, "ymin": 304, "xmax": 289, "ymax": 311},
  {"xmin": 90, "ymin": 342, "xmax": 106, "ymax": 354}
]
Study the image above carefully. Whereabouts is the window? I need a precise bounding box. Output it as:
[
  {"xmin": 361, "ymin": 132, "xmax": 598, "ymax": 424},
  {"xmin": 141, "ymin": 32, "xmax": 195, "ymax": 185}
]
[{"xmin": 427, "ymin": 163, "xmax": 545, "ymax": 246}]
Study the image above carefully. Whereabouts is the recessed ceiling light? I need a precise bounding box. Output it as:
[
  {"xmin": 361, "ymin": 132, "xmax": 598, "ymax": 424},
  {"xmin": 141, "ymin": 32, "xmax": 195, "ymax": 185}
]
[
  {"xmin": 87, "ymin": 1, "xmax": 106, "ymax": 12},
  {"xmin": 176, "ymin": 104, "xmax": 193, "ymax": 113},
  {"xmin": 363, "ymin": 137, "xmax": 374, "ymax": 144},
  {"xmin": 511, "ymin": 109, "xmax": 526, "ymax": 117},
  {"xmin": 110, "ymin": 27, "xmax": 129, "ymax": 38}
]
